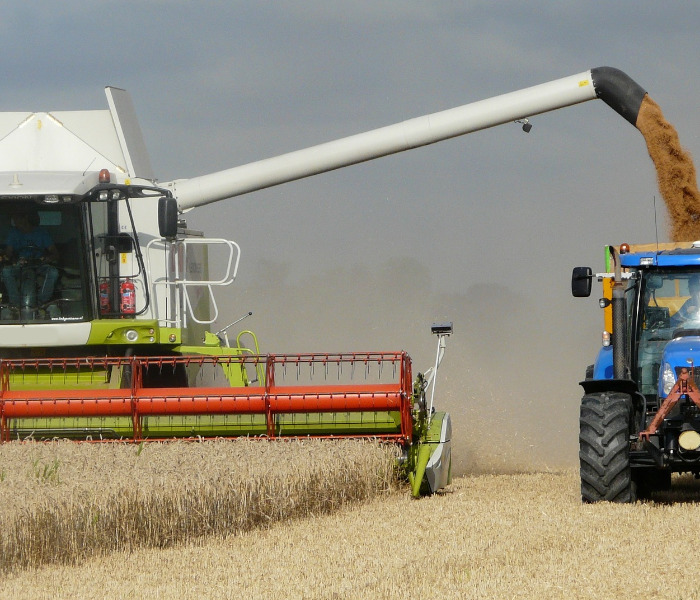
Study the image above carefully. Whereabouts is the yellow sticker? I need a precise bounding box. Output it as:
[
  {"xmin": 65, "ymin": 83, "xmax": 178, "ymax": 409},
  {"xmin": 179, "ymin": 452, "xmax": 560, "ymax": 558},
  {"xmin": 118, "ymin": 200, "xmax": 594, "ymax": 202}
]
[
  {"xmin": 121, "ymin": 253, "xmax": 127, "ymax": 264},
  {"xmin": 579, "ymin": 80, "xmax": 590, "ymax": 87},
  {"xmin": 37, "ymin": 120, "xmax": 42, "ymax": 130}
]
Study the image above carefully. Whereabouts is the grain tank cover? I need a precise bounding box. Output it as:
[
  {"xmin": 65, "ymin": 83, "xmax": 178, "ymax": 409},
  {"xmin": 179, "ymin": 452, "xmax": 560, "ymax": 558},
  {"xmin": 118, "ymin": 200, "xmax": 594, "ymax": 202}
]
[
  {"xmin": 105, "ymin": 87, "xmax": 154, "ymax": 180},
  {"xmin": 0, "ymin": 87, "xmax": 153, "ymax": 180}
]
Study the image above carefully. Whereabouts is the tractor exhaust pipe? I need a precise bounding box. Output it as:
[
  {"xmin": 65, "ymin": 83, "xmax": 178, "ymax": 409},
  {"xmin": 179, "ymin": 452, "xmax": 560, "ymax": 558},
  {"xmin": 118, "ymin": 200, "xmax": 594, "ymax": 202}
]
[{"xmin": 609, "ymin": 245, "xmax": 629, "ymax": 380}]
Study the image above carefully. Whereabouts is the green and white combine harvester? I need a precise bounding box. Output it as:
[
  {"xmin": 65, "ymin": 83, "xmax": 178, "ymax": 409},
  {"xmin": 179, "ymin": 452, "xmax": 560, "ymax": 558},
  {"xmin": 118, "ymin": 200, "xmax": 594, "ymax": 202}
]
[{"xmin": 0, "ymin": 67, "xmax": 648, "ymax": 495}]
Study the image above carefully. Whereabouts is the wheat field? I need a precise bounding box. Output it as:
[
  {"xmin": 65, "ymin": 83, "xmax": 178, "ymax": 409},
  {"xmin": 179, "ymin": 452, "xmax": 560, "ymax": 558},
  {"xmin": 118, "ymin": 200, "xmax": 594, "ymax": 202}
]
[
  {"xmin": 0, "ymin": 439, "xmax": 398, "ymax": 574},
  {"xmin": 4, "ymin": 442, "xmax": 700, "ymax": 598}
]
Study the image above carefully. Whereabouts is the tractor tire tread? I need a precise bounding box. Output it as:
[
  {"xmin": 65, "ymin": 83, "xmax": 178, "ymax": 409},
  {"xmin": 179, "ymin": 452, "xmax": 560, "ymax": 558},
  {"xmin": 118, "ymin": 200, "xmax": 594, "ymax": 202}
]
[{"xmin": 579, "ymin": 392, "xmax": 634, "ymax": 503}]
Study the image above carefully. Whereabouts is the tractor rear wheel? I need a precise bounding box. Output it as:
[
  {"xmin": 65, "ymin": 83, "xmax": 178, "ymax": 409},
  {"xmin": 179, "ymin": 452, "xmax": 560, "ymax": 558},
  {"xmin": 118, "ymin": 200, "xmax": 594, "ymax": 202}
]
[{"xmin": 579, "ymin": 392, "xmax": 635, "ymax": 503}]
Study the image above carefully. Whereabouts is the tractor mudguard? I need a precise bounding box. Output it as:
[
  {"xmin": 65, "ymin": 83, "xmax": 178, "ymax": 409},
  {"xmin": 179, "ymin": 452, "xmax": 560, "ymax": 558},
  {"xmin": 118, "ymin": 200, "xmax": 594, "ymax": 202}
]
[{"xmin": 593, "ymin": 344, "xmax": 614, "ymax": 380}]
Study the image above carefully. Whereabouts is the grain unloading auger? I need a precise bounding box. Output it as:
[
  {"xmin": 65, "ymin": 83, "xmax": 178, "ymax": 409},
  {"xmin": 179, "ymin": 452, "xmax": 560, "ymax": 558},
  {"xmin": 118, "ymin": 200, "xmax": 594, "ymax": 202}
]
[{"xmin": 0, "ymin": 67, "xmax": 646, "ymax": 496}]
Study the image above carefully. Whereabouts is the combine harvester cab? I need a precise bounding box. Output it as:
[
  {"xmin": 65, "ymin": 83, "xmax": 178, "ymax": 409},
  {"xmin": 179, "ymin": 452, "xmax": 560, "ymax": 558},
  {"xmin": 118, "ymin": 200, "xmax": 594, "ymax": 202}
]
[
  {"xmin": 574, "ymin": 243, "xmax": 700, "ymax": 502},
  {"xmin": 0, "ymin": 67, "xmax": 653, "ymax": 495}
]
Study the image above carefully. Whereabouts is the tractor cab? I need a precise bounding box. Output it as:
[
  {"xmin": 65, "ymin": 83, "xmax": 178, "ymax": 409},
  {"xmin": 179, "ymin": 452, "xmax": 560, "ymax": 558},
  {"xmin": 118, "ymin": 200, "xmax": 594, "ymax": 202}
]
[
  {"xmin": 620, "ymin": 267, "xmax": 700, "ymax": 398},
  {"xmin": 618, "ymin": 248, "xmax": 700, "ymax": 400},
  {"xmin": 585, "ymin": 248, "xmax": 700, "ymax": 400}
]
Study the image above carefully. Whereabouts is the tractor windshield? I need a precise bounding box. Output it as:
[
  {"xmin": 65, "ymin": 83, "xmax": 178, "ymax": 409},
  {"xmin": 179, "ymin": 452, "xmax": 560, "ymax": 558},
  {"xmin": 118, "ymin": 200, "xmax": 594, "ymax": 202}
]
[
  {"xmin": 637, "ymin": 270, "xmax": 700, "ymax": 394},
  {"xmin": 0, "ymin": 202, "xmax": 89, "ymax": 323}
]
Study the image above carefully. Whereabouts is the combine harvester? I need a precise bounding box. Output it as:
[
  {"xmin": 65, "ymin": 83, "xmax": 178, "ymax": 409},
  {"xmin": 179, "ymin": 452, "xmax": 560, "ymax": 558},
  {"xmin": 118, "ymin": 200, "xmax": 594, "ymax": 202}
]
[{"xmin": 0, "ymin": 67, "xmax": 646, "ymax": 496}]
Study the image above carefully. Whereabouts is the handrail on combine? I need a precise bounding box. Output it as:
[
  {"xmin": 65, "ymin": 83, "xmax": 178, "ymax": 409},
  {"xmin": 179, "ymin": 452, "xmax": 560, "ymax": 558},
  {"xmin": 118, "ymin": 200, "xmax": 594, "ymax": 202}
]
[
  {"xmin": 0, "ymin": 352, "xmax": 413, "ymax": 443},
  {"xmin": 145, "ymin": 237, "xmax": 241, "ymax": 329}
]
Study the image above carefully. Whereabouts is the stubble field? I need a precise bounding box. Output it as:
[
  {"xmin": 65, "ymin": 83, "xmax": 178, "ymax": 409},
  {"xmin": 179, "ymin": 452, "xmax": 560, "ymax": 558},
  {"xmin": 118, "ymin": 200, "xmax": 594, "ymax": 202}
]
[{"xmin": 3, "ymin": 441, "xmax": 700, "ymax": 598}]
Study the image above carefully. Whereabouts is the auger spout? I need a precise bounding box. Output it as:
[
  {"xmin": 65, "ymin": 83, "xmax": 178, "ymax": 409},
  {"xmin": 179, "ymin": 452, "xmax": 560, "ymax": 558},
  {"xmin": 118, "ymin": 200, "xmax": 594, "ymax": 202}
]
[
  {"xmin": 167, "ymin": 67, "xmax": 647, "ymax": 211},
  {"xmin": 590, "ymin": 66, "xmax": 647, "ymax": 126}
]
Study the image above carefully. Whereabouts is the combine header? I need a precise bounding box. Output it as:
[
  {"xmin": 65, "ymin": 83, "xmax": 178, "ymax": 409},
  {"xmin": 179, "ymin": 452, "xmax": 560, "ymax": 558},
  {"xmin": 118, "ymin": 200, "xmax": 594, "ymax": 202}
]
[
  {"xmin": 0, "ymin": 347, "xmax": 452, "ymax": 497},
  {"xmin": 0, "ymin": 67, "xmax": 649, "ymax": 495},
  {"xmin": 0, "ymin": 352, "xmax": 417, "ymax": 442}
]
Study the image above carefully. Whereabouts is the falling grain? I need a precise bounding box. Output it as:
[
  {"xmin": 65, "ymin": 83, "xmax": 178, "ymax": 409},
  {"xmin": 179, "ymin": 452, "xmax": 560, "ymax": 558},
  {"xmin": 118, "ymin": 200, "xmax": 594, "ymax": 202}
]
[{"xmin": 636, "ymin": 95, "xmax": 700, "ymax": 241}]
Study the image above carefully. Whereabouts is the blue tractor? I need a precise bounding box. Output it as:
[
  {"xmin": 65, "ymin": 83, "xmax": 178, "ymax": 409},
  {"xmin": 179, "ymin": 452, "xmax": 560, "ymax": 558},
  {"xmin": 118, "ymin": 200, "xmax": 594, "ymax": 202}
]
[{"xmin": 574, "ymin": 242, "xmax": 700, "ymax": 502}]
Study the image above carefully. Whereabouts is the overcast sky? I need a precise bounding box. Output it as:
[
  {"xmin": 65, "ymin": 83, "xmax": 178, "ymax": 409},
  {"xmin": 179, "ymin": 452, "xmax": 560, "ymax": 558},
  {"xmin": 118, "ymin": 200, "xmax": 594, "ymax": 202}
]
[{"xmin": 2, "ymin": 2, "xmax": 699, "ymax": 470}]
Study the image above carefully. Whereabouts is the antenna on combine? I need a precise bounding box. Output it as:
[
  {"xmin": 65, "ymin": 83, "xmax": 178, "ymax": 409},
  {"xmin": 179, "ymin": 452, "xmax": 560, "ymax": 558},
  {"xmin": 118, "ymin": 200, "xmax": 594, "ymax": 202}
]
[
  {"xmin": 215, "ymin": 311, "xmax": 253, "ymax": 347},
  {"xmin": 427, "ymin": 322, "xmax": 453, "ymax": 424},
  {"xmin": 654, "ymin": 195, "xmax": 660, "ymax": 254}
]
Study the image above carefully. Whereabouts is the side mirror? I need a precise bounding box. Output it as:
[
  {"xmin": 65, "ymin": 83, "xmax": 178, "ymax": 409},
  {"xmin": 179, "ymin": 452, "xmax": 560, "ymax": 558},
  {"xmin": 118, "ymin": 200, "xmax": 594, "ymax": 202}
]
[
  {"xmin": 158, "ymin": 197, "xmax": 179, "ymax": 239},
  {"xmin": 572, "ymin": 267, "xmax": 593, "ymax": 297}
]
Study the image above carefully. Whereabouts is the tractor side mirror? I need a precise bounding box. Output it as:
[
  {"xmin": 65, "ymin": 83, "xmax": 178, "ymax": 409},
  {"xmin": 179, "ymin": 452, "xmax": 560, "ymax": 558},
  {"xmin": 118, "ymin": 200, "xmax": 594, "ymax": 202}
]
[
  {"xmin": 572, "ymin": 267, "xmax": 593, "ymax": 297},
  {"xmin": 158, "ymin": 197, "xmax": 179, "ymax": 239}
]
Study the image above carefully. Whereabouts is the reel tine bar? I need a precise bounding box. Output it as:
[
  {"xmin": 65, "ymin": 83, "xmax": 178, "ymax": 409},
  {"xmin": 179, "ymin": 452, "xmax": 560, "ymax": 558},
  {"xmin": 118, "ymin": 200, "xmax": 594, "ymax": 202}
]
[{"xmin": 0, "ymin": 352, "xmax": 412, "ymax": 443}]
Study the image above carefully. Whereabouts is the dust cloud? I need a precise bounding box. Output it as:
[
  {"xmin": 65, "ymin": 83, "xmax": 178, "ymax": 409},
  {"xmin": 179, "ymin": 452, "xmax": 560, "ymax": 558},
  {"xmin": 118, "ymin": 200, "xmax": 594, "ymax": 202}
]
[
  {"xmin": 636, "ymin": 95, "xmax": 700, "ymax": 241},
  {"xmin": 210, "ymin": 91, "xmax": 700, "ymax": 478},
  {"xmin": 225, "ymin": 257, "xmax": 580, "ymax": 476}
]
